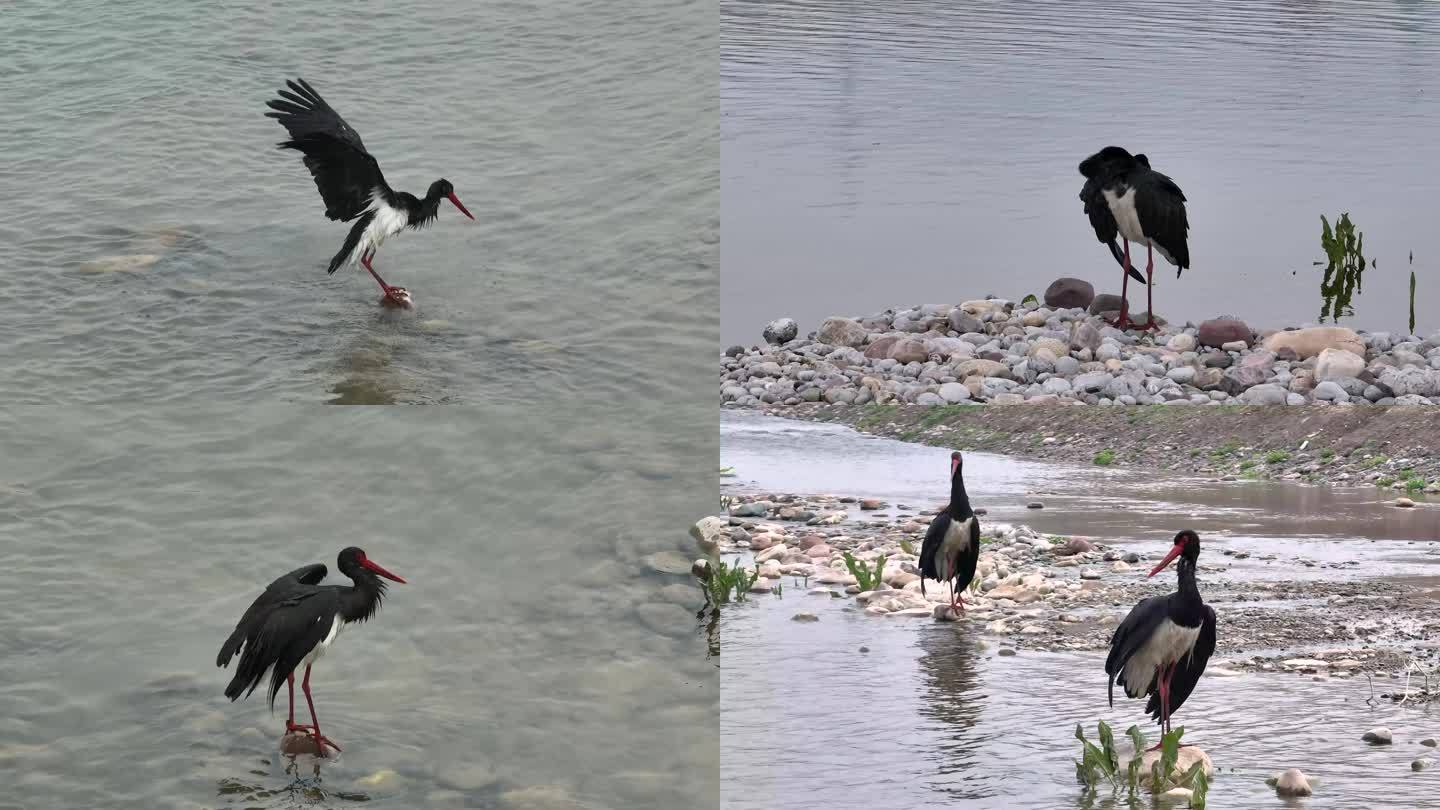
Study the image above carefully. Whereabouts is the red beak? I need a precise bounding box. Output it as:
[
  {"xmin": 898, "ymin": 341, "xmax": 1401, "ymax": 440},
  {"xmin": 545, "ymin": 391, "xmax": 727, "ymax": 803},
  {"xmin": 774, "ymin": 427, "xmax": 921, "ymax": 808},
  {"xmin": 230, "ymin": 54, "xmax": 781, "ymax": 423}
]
[
  {"xmin": 446, "ymin": 192, "xmax": 475, "ymax": 220},
  {"xmin": 1148, "ymin": 542, "xmax": 1185, "ymax": 577},
  {"xmin": 950, "ymin": 457, "xmax": 960, "ymax": 477},
  {"xmin": 361, "ymin": 557, "xmax": 407, "ymax": 584}
]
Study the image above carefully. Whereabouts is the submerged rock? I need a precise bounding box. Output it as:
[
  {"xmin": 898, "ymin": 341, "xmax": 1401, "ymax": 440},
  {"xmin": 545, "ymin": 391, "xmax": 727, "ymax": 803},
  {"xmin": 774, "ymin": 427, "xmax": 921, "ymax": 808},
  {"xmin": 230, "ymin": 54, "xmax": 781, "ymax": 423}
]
[
  {"xmin": 1364, "ymin": 727, "xmax": 1393, "ymax": 745},
  {"xmin": 1271, "ymin": 768, "xmax": 1313, "ymax": 796}
]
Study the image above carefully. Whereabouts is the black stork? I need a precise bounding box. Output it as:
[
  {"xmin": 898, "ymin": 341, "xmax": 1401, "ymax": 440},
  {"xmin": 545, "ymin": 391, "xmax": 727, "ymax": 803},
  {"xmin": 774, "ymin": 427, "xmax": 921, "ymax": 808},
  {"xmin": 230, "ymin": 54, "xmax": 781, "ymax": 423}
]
[
  {"xmin": 216, "ymin": 547, "xmax": 406, "ymax": 755},
  {"xmin": 1077, "ymin": 146, "xmax": 1190, "ymax": 331},
  {"xmin": 918, "ymin": 451, "xmax": 981, "ymax": 613},
  {"xmin": 265, "ymin": 78, "xmax": 475, "ymax": 307},
  {"xmin": 1105, "ymin": 530, "xmax": 1216, "ymax": 747}
]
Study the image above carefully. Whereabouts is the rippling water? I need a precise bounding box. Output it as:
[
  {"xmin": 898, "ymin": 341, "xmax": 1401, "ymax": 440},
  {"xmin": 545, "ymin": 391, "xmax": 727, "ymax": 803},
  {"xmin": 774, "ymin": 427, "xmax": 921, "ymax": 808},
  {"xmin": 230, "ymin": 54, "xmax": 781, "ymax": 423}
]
[
  {"xmin": 3, "ymin": 0, "xmax": 715, "ymax": 404},
  {"xmin": 0, "ymin": 407, "xmax": 717, "ymax": 809},
  {"xmin": 722, "ymin": 0, "xmax": 1440, "ymax": 345},
  {"xmin": 719, "ymin": 412, "xmax": 1440, "ymax": 807}
]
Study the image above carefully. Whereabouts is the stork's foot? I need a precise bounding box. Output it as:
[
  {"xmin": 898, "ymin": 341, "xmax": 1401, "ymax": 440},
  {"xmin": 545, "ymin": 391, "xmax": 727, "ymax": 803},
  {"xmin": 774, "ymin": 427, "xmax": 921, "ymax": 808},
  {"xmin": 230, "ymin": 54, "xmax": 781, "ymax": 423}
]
[
  {"xmin": 949, "ymin": 592, "xmax": 967, "ymax": 613},
  {"xmin": 285, "ymin": 721, "xmax": 318, "ymax": 734},
  {"xmin": 1103, "ymin": 314, "xmax": 1132, "ymax": 330},
  {"xmin": 311, "ymin": 731, "xmax": 343, "ymax": 755},
  {"xmin": 380, "ymin": 286, "xmax": 413, "ymax": 309}
]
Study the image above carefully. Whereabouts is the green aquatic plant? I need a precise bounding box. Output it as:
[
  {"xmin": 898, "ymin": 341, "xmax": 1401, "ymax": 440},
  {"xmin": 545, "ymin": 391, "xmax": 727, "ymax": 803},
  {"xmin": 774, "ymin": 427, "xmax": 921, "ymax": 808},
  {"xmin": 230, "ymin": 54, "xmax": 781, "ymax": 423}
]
[
  {"xmin": 1318, "ymin": 212, "xmax": 1369, "ymax": 323},
  {"xmin": 899, "ymin": 538, "xmax": 917, "ymax": 556},
  {"xmin": 1319, "ymin": 448, "xmax": 1335, "ymax": 462},
  {"xmin": 1265, "ymin": 450, "xmax": 1290, "ymax": 464},
  {"xmin": 1406, "ymin": 476, "xmax": 1426, "ymax": 492},
  {"xmin": 720, "ymin": 466, "xmax": 736, "ymax": 477},
  {"xmin": 1377, "ymin": 476, "xmax": 1396, "ymax": 488},
  {"xmin": 842, "ymin": 551, "xmax": 886, "ymax": 591},
  {"xmin": 1209, "ymin": 443, "xmax": 1240, "ymax": 460},
  {"xmin": 702, "ymin": 558, "xmax": 760, "ymax": 604},
  {"xmin": 1075, "ymin": 722, "xmax": 1207, "ymax": 805},
  {"xmin": 1093, "ymin": 449, "xmax": 1116, "ymax": 466},
  {"xmin": 1411, "ymin": 265, "xmax": 1418, "ymax": 334},
  {"xmin": 1238, "ymin": 459, "xmax": 1257, "ymax": 470},
  {"xmin": 918, "ymin": 404, "xmax": 971, "ymax": 429}
]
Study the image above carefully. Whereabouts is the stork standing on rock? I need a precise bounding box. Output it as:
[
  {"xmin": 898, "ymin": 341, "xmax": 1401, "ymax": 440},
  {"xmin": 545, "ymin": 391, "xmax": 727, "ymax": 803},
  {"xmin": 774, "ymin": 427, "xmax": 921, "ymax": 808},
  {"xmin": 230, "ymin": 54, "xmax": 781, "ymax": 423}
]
[
  {"xmin": 1078, "ymin": 146, "xmax": 1190, "ymax": 330},
  {"xmin": 919, "ymin": 451, "xmax": 981, "ymax": 613}
]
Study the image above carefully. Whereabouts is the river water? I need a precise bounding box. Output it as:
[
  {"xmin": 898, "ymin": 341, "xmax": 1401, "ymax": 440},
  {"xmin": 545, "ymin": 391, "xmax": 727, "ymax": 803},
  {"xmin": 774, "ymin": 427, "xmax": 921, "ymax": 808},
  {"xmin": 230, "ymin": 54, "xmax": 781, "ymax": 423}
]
[
  {"xmin": 722, "ymin": 0, "xmax": 1440, "ymax": 346},
  {"xmin": 2, "ymin": 0, "xmax": 714, "ymax": 405},
  {"xmin": 0, "ymin": 407, "xmax": 717, "ymax": 809},
  {"xmin": 719, "ymin": 410, "xmax": 1440, "ymax": 808}
]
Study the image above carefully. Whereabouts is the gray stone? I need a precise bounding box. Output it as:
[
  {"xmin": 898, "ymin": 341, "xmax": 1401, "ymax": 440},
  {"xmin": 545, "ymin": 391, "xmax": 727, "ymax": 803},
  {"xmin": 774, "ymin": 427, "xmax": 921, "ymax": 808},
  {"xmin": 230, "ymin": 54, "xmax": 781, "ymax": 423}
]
[
  {"xmin": 1044, "ymin": 277, "xmax": 1095, "ymax": 309},
  {"xmin": 916, "ymin": 392, "xmax": 945, "ymax": 406},
  {"xmin": 762, "ymin": 317, "xmax": 798, "ymax": 345},
  {"xmin": 725, "ymin": 345, "xmax": 745, "ymax": 358},
  {"xmin": 817, "ymin": 317, "xmax": 867, "ymax": 348},
  {"xmin": 1069, "ymin": 320, "xmax": 1103, "ymax": 352},
  {"xmin": 948, "ymin": 308, "xmax": 984, "ymax": 335},
  {"xmin": 1220, "ymin": 366, "xmax": 1267, "ymax": 395},
  {"xmin": 938, "ymin": 382, "xmax": 971, "ymax": 403},
  {"xmin": 1072, "ymin": 371, "xmax": 1112, "ymax": 394},
  {"xmin": 1166, "ymin": 367, "xmax": 1196, "ymax": 385},
  {"xmin": 1240, "ymin": 384, "xmax": 1288, "ymax": 405},
  {"xmin": 1089, "ymin": 294, "xmax": 1123, "ymax": 316},
  {"xmin": 1364, "ymin": 727, "xmax": 1393, "ymax": 745},
  {"xmin": 1382, "ymin": 367, "xmax": 1440, "ymax": 397},
  {"xmin": 1312, "ymin": 380, "xmax": 1348, "ymax": 401},
  {"xmin": 1198, "ymin": 317, "xmax": 1251, "ymax": 348}
]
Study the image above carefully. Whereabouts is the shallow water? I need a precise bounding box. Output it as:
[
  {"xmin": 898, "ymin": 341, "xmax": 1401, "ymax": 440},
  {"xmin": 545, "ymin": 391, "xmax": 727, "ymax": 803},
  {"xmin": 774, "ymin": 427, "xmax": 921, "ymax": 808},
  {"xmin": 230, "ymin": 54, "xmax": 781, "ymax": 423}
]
[
  {"xmin": 2, "ymin": 0, "xmax": 714, "ymax": 404},
  {"xmin": 722, "ymin": 601, "xmax": 1440, "ymax": 809},
  {"xmin": 719, "ymin": 411, "xmax": 1440, "ymax": 807},
  {"xmin": 0, "ymin": 407, "xmax": 717, "ymax": 809},
  {"xmin": 721, "ymin": 0, "xmax": 1440, "ymax": 345}
]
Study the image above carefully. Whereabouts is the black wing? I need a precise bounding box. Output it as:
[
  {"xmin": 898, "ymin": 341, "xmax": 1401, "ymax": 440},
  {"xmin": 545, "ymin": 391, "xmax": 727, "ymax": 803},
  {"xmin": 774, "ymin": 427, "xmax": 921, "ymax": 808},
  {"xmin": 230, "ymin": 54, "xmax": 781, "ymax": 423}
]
[
  {"xmin": 1146, "ymin": 605, "xmax": 1216, "ymax": 722},
  {"xmin": 917, "ymin": 511, "xmax": 949, "ymax": 595},
  {"xmin": 1133, "ymin": 169, "xmax": 1190, "ymax": 274},
  {"xmin": 221, "ymin": 586, "xmax": 339, "ymax": 708},
  {"xmin": 1080, "ymin": 176, "xmax": 1146, "ymax": 285},
  {"xmin": 1104, "ymin": 593, "xmax": 1170, "ymax": 707},
  {"xmin": 955, "ymin": 518, "xmax": 981, "ymax": 591},
  {"xmin": 265, "ymin": 78, "xmax": 390, "ymax": 222},
  {"xmin": 217, "ymin": 563, "xmax": 327, "ymax": 668}
]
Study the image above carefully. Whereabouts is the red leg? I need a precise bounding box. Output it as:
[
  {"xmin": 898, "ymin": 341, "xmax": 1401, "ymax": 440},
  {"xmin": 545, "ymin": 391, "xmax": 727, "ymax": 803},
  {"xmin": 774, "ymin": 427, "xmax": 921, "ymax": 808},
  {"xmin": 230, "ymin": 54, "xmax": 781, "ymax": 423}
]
[
  {"xmin": 360, "ymin": 250, "xmax": 408, "ymax": 304},
  {"xmin": 1106, "ymin": 240, "xmax": 1133, "ymax": 329},
  {"xmin": 1137, "ymin": 246, "xmax": 1160, "ymax": 331},
  {"xmin": 285, "ymin": 672, "xmax": 317, "ymax": 733},
  {"xmin": 300, "ymin": 664, "xmax": 342, "ymax": 755},
  {"xmin": 948, "ymin": 581, "xmax": 965, "ymax": 613},
  {"xmin": 1146, "ymin": 662, "xmax": 1173, "ymax": 750}
]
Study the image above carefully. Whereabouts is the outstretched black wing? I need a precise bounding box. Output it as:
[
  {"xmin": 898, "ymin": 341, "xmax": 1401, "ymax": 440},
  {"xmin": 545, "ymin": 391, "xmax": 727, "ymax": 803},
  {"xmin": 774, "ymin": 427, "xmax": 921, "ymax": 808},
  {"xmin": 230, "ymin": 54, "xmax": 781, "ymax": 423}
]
[
  {"xmin": 1145, "ymin": 605, "xmax": 1216, "ymax": 722},
  {"xmin": 1133, "ymin": 169, "xmax": 1190, "ymax": 274},
  {"xmin": 265, "ymin": 78, "xmax": 390, "ymax": 222},
  {"xmin": 1104, "ymin": 593, "xmax": 1169, "ymax": 707}
]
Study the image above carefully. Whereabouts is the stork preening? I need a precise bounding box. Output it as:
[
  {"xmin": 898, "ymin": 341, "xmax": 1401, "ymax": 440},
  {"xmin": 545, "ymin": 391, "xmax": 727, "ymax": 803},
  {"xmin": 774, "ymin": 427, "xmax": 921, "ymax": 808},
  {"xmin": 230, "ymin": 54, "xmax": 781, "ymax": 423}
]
[
  {"xmin": 217, "ymin": 547, "xmax": 406, "ymax": 756},
  {"xmin": 1105, "ymin": 530, "xmax": 1216, "ymax": 746},
  {"xmin": 1078, "ymin": 146, "xmax": 1190, "ymax": 330},
  {"xmin": 265, "ymin": 78, "xmax": 475, "ymax": 307},
  {"xmin": 918, "ymin": 451, "xmax": 981, "ymax": 613}
]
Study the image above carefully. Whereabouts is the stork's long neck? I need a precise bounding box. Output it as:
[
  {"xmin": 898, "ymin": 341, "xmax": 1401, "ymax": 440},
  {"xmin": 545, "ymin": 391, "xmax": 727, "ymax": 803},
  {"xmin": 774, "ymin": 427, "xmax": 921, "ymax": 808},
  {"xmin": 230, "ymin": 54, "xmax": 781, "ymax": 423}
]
[
  {"xmin": 949, "ymin": 469, "xmax": 973, "ymax": 521},
  {"xmin": 1175, "ymin": 557, "xmax": 1201, "ymax": 604},
  {"xmin": 410, "ymin": 190, "xmax": 444, "ymax": 228},
  {"xmin": 339, "ymin": 571, "xmax": 388, "ymax": 624}
]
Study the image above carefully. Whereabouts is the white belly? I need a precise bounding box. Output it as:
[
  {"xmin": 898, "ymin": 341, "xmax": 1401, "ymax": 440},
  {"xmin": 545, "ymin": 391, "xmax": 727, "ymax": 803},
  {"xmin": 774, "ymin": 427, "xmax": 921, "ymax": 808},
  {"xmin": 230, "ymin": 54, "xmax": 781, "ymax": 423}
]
[
  {"xmin": 354, "ymin": 197, "xmax": 410, "ymax": 262},
  {"xmin": 1122, "ymin": 618, "xmax": 1201, "ymax": 697},
  {"xmin": 302, "ymin": 615, "xmax": 343, "ymax": 667},
  {"xmin": 1102, "ymin": 187, "xmax": 1148, "ymax": 244},
  {"xmin": 935, "ymin": 517, "xmax": 973, "ymax": 581}
]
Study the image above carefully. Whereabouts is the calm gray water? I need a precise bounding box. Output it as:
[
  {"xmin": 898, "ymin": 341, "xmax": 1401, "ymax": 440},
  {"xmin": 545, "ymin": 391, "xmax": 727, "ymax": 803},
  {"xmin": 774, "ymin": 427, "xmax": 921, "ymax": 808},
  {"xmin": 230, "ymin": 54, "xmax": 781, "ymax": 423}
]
[
  {"xmin": 3, "ymin": 0, "xmax": 715, "ymax": 404},
  {"xmin": 721, "ymin": 0, "xmax": 1440, "ymax": 346},
  {"xmin": 719, "ymin": 412, "xmax": 1440, "ymax": 807},
  {"xmin": 0, "ymin": 407, "xmax": 717, "ymax": 809}
]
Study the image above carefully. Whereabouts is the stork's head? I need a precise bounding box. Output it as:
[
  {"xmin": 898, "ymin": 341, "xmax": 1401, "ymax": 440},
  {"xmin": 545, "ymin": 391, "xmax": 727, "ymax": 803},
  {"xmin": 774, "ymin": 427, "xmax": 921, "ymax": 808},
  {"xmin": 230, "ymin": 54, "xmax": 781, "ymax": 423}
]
[
  {"xmin": 1148, "ymin": 530, "xmax": 1200, "ymax": 577},
  {"xmin": 428, "ymin": 178, "xmax": 475, "ymax": 220}
]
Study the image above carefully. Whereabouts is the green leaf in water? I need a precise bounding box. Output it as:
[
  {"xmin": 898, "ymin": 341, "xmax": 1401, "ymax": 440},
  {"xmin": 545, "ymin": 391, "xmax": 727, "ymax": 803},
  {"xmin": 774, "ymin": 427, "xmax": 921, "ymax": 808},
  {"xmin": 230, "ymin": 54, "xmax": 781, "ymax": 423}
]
[{"xmin": 1098, "ymin": 720, "xmax": 1118, "ymax": 774}]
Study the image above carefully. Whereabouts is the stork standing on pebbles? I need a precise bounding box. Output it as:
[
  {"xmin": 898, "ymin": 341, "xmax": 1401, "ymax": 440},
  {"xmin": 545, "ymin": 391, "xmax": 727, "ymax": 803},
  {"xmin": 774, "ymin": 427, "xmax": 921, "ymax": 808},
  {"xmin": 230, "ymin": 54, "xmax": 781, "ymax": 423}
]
[
  {"xmin": 1078, "ymin": 146, "xmax": 1190, "ymax": 330},
  {"xmin": 919, "ymin": 451, "xmax": 981, "ymax": 613}
]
